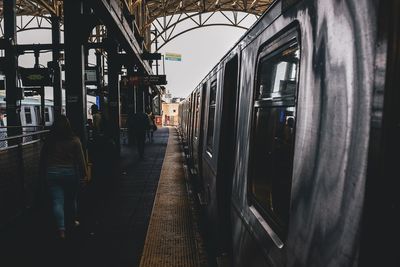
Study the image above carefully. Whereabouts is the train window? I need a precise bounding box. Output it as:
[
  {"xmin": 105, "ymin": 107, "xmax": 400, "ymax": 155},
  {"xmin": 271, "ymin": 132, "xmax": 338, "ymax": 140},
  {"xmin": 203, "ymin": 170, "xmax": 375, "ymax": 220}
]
[
  {"xmin": 194, "ymin": 91, "xmax": 200, "ymax": 138},
  {"xmin": 206, "ymin": 80, "xmax": 217, "ymax": 153},
  {"xmin": 249, "ymin": 37, "xmax": 299, "ymax": 239},
  {"xmin": 24, "ymin": 107, "xmax": 32, "ymax": 124},
  {"xmin": 45, "ymin": 108, "xmax": 50, "ymax": 122}
]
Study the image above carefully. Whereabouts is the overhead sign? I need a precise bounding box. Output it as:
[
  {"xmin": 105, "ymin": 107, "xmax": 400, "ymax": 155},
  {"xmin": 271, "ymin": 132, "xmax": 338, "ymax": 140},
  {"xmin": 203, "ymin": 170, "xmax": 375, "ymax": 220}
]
[
  {"xmin": 19, "ymin": 67, "xmax": 52, "ymax": 87},
  {"xmin": 165, "ymin": 53, "xmax": 182, "ymax": 61},
  {"xmin": 121, "ymin": 75, "xmax": 167, "ymax": 86},
  {"xmin": 142, "ymin": 75, "xmax": 167, "ymax": 85},
  {"xmin": 141, "ymin": 52, "xmax": 162, "ymax": 61},
  {"xmin": 85, "ymin": 67, "xmax": 98, "ymax": 85}
]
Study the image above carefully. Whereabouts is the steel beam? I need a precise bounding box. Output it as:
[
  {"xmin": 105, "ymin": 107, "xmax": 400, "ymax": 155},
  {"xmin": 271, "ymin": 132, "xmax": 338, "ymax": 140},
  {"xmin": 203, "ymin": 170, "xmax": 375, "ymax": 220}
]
[
  {"xmin": 106, "ymin": 39, "xmax": 121, "ymax": 154},
  {"xmin": 51, "ymin": 15, "xmax": 62, "ymax": 118},
  {"xmin": 127, "ymin": 67, "xmax": 135, "ymax": 115},
  {"xmin": 88, "ymin": 0, "xmax": 153, "ymax": 75},
  {"xmin": 4, "ymin": 0, "xmax": 22, "ymax": 137},
  {"xmin": 63, "ymin": 0, "xmax": 87, "ymax": 144}
]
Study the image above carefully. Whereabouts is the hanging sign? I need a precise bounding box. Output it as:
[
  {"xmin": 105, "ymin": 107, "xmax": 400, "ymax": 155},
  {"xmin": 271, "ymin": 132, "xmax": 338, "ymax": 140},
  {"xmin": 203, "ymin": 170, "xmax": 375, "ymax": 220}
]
[
  {"xmin": 19, "ymin": 67, "xmax": 52, "ymax": 87},
  {"xmin": 141, "ymin": 52, "xmax": 162, "ymax": 60},
  {"xmin": 122, "ymin": 75, "xmax": 167, "ymax": 86},
  {"xmin": 165, "ymin": 53, "xmax": 182, "ymax": 61},
  {"xmin": 85, "ymin": 66, "xmax": 98, "ymax": 85},
  {"xmin": 141, "ymin": 75, "xmax": 167, "ymax": 85}
]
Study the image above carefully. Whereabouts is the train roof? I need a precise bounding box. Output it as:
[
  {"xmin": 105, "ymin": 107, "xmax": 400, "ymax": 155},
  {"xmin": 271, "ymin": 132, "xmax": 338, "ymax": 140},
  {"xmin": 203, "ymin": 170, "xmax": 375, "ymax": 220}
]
[{"xmin": 0, "ymin": 91, "xmax": 54, "ymax": 106}]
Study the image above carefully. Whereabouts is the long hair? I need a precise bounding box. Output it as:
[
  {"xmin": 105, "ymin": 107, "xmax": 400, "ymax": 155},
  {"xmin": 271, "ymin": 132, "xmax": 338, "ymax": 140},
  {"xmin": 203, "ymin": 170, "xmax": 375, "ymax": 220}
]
[{"xmin": 50, "ymin": 115, "xmax": 75, "ymax": 141}]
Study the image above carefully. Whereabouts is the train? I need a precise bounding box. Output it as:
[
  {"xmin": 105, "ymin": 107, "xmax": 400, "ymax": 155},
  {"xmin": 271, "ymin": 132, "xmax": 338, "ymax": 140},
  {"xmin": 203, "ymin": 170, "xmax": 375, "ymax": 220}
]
[
  {"xmin": 0, "ymin": 90, "xmax": 96, "ymax": 133},
  {"xmin": 0, "ymin": 91, "xmax": 55, "ymax": 128},
  {"xmin": 179, "ymin": 0, "xmax": 399, "ymax": 266}
]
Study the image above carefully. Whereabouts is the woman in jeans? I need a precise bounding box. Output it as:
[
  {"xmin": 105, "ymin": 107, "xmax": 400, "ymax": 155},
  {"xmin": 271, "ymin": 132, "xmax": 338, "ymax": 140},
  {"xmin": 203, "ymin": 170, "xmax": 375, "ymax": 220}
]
[{"xmin": 41, "ymin": 115, "xmax": 88, "ymax": 239}]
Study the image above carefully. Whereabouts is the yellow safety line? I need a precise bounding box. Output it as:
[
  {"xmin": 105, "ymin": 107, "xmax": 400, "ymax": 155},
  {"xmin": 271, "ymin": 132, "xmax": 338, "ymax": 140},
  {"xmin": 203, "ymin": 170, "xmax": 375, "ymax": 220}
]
[{"xmin": 139, "ymin": 127, "xmax": 204, "ymax": 267}]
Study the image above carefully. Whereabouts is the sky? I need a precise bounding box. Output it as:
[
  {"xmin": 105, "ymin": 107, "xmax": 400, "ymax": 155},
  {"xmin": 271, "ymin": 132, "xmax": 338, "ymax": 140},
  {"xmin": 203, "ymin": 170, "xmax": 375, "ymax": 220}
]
[
  {"xmin": 4, "ymin": 12, "xmax": 257, "ymax": 100},
  {"xmin": 156, "ymin": 24, "xmax": 251, "ymax": 98}
]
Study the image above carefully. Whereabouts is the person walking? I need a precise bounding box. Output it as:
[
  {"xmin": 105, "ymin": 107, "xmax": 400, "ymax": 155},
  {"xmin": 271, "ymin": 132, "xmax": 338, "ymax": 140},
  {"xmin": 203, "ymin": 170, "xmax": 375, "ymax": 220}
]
[
  {"xmin": 91, "ymin": 104, "xmax": 103, "ymax": 137},
  {"xmin": 146, "ymin": 110, "xmax": 156, "ymax": 143},
  {"xmin": 127, "ymin": 111, "xmax": 149, "ymax": 159},
  {"xmin": 41, "ymin": 115, "xmax": 88, "ymax": 239}
]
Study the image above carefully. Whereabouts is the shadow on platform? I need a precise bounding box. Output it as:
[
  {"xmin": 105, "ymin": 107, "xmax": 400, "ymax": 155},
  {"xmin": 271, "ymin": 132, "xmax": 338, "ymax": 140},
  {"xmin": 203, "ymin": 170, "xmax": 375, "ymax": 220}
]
[{"xmin": 0, "ymin": 128, "xmax": 169, "ymax": 267}]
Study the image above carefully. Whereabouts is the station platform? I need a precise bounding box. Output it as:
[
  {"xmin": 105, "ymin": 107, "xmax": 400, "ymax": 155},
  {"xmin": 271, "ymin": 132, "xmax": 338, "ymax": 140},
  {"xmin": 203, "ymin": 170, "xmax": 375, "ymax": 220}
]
[{"xmin": 0, "ymin": 127, "xmax": 209, "ymax": 267}]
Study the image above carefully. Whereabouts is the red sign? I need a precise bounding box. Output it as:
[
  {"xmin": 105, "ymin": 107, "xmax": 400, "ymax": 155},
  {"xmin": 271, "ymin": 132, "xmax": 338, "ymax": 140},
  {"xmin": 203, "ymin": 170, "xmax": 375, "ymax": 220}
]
[{"xmin": 155, "ymin": 115, "xmax": 162, "ymax": 126}]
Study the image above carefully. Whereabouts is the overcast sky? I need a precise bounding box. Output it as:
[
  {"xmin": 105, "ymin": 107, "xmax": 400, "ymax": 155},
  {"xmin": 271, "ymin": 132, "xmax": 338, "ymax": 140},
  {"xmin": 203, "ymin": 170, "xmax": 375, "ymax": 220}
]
[
  {"xmin": 9, "ymin": 13, "xmax": 257, "ymax": 99},
  {"xmin": 156, "ymin": 24, "xmax": 250, "ymax": 98}
]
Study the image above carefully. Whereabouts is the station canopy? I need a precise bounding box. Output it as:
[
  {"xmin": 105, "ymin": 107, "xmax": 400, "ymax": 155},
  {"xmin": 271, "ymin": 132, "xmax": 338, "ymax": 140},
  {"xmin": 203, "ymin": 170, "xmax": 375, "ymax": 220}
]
[
  {"xmin": 0, "ymin": 0, "xmax": 274, "ymax": 49},
  {"xmin": 0, "ymin": 0, "xmax": 272, "ymax": 17}
]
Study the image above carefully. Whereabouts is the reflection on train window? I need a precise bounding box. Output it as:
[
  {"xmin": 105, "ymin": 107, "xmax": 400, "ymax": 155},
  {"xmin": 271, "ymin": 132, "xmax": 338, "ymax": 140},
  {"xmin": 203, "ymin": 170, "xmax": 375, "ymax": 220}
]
[
  {"xmin": 45, "ymin": 108, "xmax": 50, "ymax": 122},
  {"xmin": 206, "ymin": 80, "xmax": 217, "ymax": 153},
  {"xmin": 249, "ymin": 40, "xmax": 299, "ymax": 239},
  {"xmin": 24, "ymin": 107, "xmax": 32, "ymax": 124},
  {"xmin": 257, "ymin": 43, "xmax": 299, "ymax": 99}
]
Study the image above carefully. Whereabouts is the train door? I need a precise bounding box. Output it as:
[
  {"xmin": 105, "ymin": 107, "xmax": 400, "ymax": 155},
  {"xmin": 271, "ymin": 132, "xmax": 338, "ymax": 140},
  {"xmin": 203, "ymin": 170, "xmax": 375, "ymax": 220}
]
[{"xmin": 217, "ymin": 54, "xmax": 239, "ymax": 259}]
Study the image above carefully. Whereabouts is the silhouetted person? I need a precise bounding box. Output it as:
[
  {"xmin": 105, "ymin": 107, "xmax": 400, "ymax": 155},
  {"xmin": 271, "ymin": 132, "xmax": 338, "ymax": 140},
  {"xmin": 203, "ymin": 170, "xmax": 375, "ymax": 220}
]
[
  {"xmin": 127, "ymin": 111, "xmax": 149, "ymax": 159},
  {"xmin": 146, "ymin": 110, "xmax": 156, "ymax": 143},
  {"xmin": 91, "ymin": 104, "xmax": 103, "ymax": 137},
  {"xmin": 41, "ymin": 115, "xmax": 88, "ymax": 239}
]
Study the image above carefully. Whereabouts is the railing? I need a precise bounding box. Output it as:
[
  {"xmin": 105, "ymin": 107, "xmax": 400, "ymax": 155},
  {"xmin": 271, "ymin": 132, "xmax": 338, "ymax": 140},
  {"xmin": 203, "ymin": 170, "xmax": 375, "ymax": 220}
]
[
  {"xmin": 0, "ymin": 129, "xmax": 49, "ymax": 228},
  {"xmin": 0, "ymin": 126, "xmax": 47, "ymax": 149},
  {"xmin": 0, "ymin": 127, "xmax": 131, "ymax": 228}
]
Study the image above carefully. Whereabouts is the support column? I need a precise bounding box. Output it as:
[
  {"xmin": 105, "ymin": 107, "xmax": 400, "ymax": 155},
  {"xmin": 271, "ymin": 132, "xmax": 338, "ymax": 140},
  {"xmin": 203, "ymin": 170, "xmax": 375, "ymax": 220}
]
[
  {"xmin": 95, "ymin": 50, "xmax": 105, "ymax": 110},
  {"xmin": 51, "ymin": 15, "xmax": 62, "ymax": 118},
  {"xmin": 144, "ymin": 86, "xmax": 150, "ymax": 112},
  {"xmin": 64, "ymin": 0, "xmax": 87, "ymax": 144},
  {"xmin": 34, "ymin": 49, "xmax": 45, "ymax": 127},
  {"xmin": 127, "ymin": 67, "xmax": 135, "ymax": 115},
  {"xmin": 4, "ymin": 0, "xmax": 21, "ymax": 136},
  {"xmin": 106, "ymin": 39, "xmax": 121, "ymax": 153},
  {"xmin": 136, "ymin": 85, "xmax": 144, "ymax": 113}
]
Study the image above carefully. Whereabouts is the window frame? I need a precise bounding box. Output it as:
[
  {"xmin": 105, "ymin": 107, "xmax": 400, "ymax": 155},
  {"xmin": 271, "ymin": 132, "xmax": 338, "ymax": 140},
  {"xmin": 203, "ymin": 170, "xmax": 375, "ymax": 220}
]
[
  {"xmin": 206, "ymin": 79, "xmax": 217, "ymax": 155},
  {"xmin": 24, "ymin": 106, "xmax": 33, "ymax": 125},
  {"xmin": 44, "ymin": 107, "xmax": 50, "ymax": 122},
  {"xmin": 247, "ymin": 27, "xmax": 301, "ymax": 242}
]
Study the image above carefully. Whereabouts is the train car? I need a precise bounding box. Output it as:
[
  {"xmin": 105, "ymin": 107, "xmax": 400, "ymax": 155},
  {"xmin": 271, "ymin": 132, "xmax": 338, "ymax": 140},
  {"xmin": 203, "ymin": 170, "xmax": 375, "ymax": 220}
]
[
  {"xmin": 0, "ymin": 92, "xmax": 54, "ymax": 128},
  {"xmin": 179, "ymin": 0, "xmax": 399, "ymax": 266},
  {"xmin": 0, "ymin": 91, "xmax": 97, "ymax": 132}
]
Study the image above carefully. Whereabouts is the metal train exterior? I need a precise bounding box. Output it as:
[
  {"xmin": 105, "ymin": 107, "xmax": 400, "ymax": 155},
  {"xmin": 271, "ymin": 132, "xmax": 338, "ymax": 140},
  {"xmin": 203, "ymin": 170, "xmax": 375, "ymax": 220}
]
[
  {"xmin": 0, "ymin": 91, "xmax": 97, "ymax": 129},
  {"xmin": 0, "ymin": 92, "xmax": 55, "ymax": 128},
  {"xmin": 179, "ymin": 0, "xmax": 399, "ymax": 266}
]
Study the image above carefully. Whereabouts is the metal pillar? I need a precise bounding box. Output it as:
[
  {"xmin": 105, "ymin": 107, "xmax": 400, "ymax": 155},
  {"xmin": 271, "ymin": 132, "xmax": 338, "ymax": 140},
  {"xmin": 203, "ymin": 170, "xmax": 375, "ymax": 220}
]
[
  {"xmin": 34, "ymin": 49, "xmax": 45, "ymax": 127},
  {"xmin": 136, "ymin": 85, "xmax": 144, "ymax": 113},
  {"xmin": 4, "ymin": 0, "xmax": 21, "ymax": 136},
  {"xmin": 95, "ymin": 50, "xmax": 105, "ymax": 110},
  {"xmin": 51, "ymin": 15, "xmax": 62, "ymax": 118},
  {"xmin": 127, "ymin": 67, "xmax": 135, "ymax": 115},
  {"xmin": 106, "ymin": 40, "xmax": 121, "ymax": 152},
  {"xmin": 64, "ymin": 0, "xmax": 87, "ymax": 144},
  {"xmin": 133, "ymin": 84, "xmax": 138, "ymax": 113},
  {"xmin": 144, "ymin": 86, "xmax": 150, "ymax": 111}
]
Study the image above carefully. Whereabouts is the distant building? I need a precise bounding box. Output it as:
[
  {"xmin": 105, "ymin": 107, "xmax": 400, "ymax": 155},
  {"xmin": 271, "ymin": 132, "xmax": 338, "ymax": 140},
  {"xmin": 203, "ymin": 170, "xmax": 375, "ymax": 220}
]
[{"xmin": 162, "ymin": 100, "xmax": 181, "ymax": 126}]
